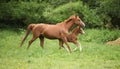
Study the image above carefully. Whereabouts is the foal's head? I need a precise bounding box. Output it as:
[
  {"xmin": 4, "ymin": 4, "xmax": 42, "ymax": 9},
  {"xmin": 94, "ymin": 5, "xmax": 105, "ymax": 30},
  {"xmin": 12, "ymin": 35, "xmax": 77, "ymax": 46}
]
[
  {"xmin": 69, "ymin": 15, "xmax": 85, "ymax": 28},
  {"xmin": 72, "ymin": 27, "xmax": 85, "ymax": 35},
  {"xmin": 79, "ymin": 27, "xmax": 85, "ymax": 34}
]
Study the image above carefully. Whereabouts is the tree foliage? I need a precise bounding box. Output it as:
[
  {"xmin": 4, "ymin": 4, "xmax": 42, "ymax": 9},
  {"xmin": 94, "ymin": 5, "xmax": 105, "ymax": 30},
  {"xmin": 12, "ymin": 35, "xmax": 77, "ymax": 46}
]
[
  {"xmin": 0, "ymin": 1, "xmax": 48, "ymax": 27},
  {"xmin": 82, "ymin": 0, "xmax": 120, "ymax": 28},
  {"xmin": 98, "ymin": 0, "xmax": 120, "ymax": 28},
  {"xmin": 43, "ymin": 1, "xmax": 103, "ymax": 27},
  {"xmin": 0, "ymin": 0, "xmax": 119, "ymax": 28}
]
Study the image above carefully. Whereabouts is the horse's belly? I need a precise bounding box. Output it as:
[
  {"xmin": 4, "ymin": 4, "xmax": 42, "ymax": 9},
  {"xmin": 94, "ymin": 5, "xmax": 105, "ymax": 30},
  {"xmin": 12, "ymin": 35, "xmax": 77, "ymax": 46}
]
[
  {"xmin": 44, "ymin": 34, "xmax": 59, "ymax": 39},
  {"xmin": 41, "ymin": 25, "xmax": 63, "ymax": 39},
  {"xmin": 43, "ymin": 31, "xmax": 60, "ymax": 39}
]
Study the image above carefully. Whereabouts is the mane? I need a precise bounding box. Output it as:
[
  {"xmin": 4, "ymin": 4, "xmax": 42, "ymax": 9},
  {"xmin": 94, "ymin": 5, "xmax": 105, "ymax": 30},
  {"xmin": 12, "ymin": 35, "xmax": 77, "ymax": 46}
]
[
  {"xmin": 64, "ymin": 15, "xmax": 76, "ymax": 23},
  {"xmin": 56, "ymin": 15, "xmax": 74, "ymax": 25}
]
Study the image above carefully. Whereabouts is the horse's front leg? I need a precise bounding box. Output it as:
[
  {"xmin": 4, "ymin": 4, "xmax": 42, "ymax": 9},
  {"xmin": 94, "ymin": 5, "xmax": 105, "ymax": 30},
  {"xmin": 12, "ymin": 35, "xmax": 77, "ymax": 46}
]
[
  {"xmin": 62, "ymin": 37, "xmax": 71, "ymax": 53},
  {"xmin": 39, "ymin": 35, "xmax": 44, "ymax": 49},
  {"xmin": 73, "ymin": 41, "xmax": 82, "ymax": 52}
]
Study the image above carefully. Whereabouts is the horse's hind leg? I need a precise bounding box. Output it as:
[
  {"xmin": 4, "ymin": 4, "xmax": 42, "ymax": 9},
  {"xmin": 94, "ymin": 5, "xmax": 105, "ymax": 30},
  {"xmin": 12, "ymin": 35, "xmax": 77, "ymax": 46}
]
[
  {"xmin": 27, "ymin": 34, "xmax": 39, "ymax": 49},
  {"xmin": 39, "ymin": 35, "xmax": 44, "ymax": 49}
]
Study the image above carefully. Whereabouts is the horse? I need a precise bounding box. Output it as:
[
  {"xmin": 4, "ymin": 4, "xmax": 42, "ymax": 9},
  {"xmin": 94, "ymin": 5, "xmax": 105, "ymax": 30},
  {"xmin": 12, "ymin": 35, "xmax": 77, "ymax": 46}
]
[
  {"xmin": 59, "ymin": 27, "xmax": 85, "ymax": 52},
  {"xmin": 20, "ymin": 15, "xmax": 85, "ymax": 53}
]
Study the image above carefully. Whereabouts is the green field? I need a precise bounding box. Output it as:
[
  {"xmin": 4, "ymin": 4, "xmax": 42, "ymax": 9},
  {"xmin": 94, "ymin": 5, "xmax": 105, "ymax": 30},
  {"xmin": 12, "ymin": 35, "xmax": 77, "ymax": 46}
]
[{"xmin": 0, "ymin": 29, "xmax": 120, "ymax": 69}]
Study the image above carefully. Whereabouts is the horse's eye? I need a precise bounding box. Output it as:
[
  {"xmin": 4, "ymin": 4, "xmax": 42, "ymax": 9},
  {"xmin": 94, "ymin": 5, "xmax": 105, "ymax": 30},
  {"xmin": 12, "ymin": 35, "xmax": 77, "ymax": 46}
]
[{"xmin": 76, "ymin": 38, "xmax": 77, "ymax": 40}]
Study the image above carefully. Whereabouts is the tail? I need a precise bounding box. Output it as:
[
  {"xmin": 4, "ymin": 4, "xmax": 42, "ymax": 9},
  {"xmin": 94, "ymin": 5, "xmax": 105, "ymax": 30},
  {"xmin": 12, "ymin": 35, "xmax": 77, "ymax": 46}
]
[{"xmin": 20, "ymin": 24, "xmax": 35, "ymax": 47}]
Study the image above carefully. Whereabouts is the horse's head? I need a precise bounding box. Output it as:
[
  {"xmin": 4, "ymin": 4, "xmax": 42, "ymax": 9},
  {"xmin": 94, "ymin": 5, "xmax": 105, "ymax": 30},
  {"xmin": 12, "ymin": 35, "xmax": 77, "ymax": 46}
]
[{"xmin": 70, "ymin": 15, "xmax": 85, "ymax": 28}]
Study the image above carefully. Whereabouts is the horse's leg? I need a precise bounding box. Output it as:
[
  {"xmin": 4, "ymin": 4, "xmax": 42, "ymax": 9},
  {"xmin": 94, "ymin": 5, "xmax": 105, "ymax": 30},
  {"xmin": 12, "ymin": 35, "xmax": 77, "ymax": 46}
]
[
  {"xmin": 73, "ymin": 41, "xmax": 82, "ymax": 52},
  {"xmin": 27, "ymin": 37, "xmax": 38, "ymax": 49},
  {"xmin": 39, "ymin": 35, "xmax": 44, "ymax": 49},
  {"xmin": 59, "ymin": 39, "xmax": 64, "ymax": 49},
  {"xmin": 62, "ymin": 36, "xmax": 71, "ymax": 53},
  {"xmin": 27, "ymin": 33, "xmax": 39, "ymax": 49}
]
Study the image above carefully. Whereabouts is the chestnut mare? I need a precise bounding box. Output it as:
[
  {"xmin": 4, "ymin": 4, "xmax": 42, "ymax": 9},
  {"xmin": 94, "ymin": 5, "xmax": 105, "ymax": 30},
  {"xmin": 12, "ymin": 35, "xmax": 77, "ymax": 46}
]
[
  {"xmin": 59, "ymin": 27, "xmax": 85, "ymax": 52},
  {"xmin": 20, "ymin": 15, "xmax": 85, "ymax": 53}
]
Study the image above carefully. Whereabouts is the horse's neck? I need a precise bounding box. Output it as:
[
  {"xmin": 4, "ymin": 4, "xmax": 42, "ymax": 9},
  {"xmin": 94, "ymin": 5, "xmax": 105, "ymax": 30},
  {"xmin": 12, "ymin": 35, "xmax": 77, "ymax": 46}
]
[
  {"xmin": 57, "ymin": 20, "xmax": 74, "ymax": 32},
  {"xmin": 64, "ymin": 21, "xmax": 74, "ymax": 31}
]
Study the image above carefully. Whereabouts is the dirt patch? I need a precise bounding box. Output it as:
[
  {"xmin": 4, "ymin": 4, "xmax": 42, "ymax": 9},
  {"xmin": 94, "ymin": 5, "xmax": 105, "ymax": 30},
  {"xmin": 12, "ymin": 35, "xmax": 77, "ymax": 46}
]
[{"xmin": 106, "ymin": 38, "xmax": 120, "ymax": 45}]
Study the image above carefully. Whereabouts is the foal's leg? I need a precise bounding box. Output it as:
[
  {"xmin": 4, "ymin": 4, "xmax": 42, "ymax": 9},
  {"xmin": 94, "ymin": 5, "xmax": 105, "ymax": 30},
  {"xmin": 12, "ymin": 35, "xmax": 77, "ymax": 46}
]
[
  {"xmin": 39, "ymin": 35, "xmax": 44, "ymax": 49},
  {"xmin": 73, "ymin": 41, "xmax": 82, "ymax": 52}
]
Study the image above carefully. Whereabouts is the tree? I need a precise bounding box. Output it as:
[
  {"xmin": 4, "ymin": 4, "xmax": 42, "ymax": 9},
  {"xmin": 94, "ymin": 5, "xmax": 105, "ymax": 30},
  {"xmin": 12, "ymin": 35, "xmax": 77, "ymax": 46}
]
[
  {"xmin": 82, "ymin": 0, "xmax": 120, "ymax": 28},
  {"xmin": 98, "ymin": 0, "xmax": 120, "ymax": 28}
]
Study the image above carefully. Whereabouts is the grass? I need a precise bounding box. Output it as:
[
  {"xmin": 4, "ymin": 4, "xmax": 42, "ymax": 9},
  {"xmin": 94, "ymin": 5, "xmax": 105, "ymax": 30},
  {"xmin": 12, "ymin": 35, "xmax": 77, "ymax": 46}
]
[{"xmin": 0, "ymin": 28, "xmax": 120, "ymax": 69}]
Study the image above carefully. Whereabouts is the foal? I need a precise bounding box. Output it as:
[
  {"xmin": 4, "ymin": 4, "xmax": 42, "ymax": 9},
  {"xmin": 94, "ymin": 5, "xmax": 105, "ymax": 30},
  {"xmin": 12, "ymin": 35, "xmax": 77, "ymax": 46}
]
[{"xmin": 59, "ymin": 27, "xmax": 85, "ymax": 52}]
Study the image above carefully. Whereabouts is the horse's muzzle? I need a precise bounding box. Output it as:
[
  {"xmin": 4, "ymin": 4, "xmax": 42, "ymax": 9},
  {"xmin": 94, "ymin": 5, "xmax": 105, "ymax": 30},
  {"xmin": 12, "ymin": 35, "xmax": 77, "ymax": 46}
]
[{"xmin": 80, "ymin": 23, "xmax": 85, "ymax": 28}]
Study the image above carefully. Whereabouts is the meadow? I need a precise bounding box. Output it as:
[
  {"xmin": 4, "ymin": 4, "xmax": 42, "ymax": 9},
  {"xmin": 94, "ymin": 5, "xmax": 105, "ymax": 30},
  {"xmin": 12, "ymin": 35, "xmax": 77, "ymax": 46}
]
[{"xmin": 0, "ymin": 28, "xmax": 120, "ymax": 69}]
